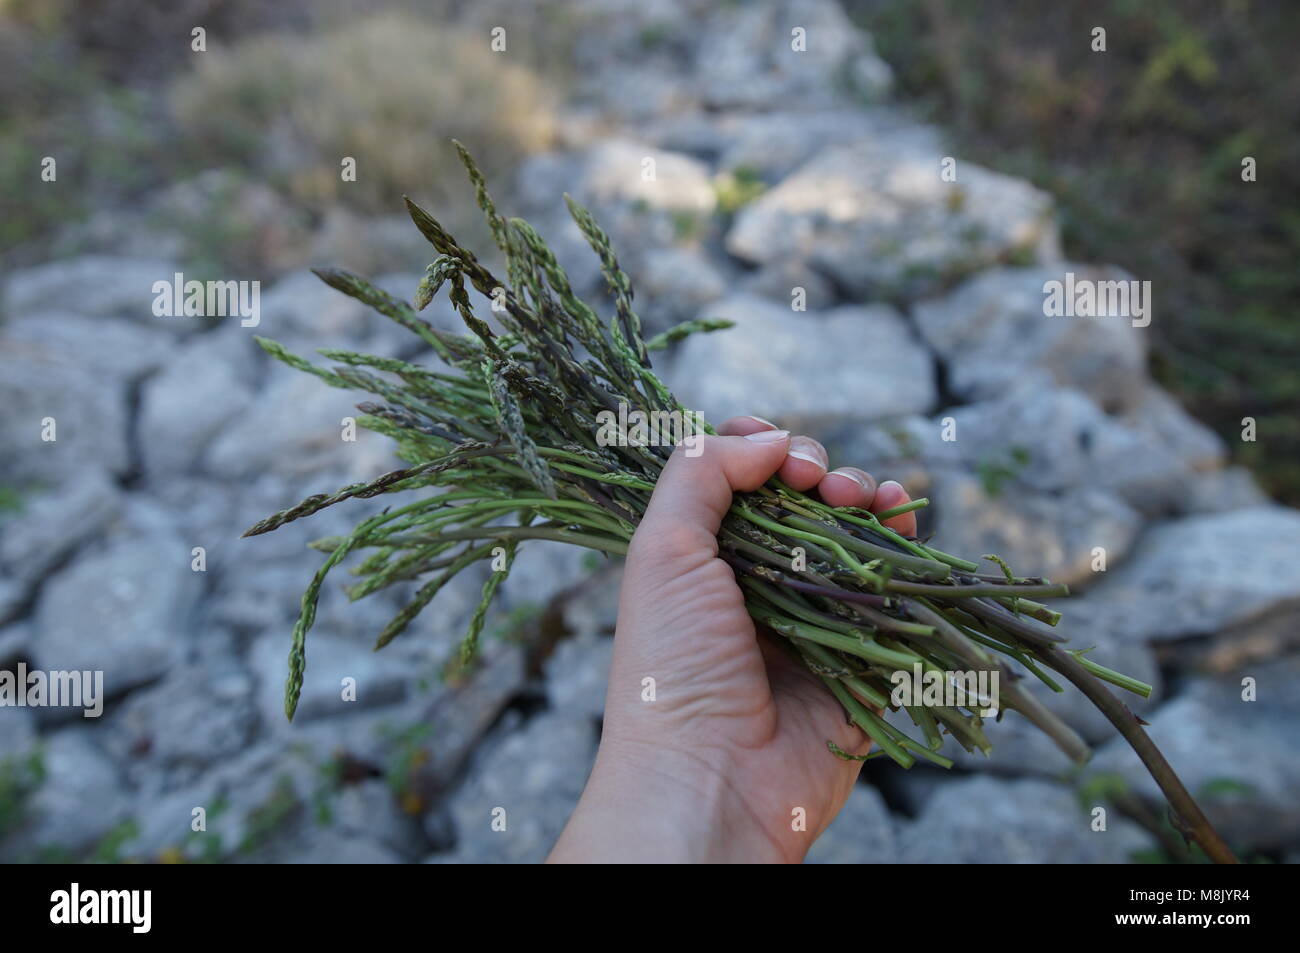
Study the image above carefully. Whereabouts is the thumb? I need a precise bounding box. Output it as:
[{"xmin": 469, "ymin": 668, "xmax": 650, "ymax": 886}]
[{"xmin": 626, "ymin": 430, "xmax": 791, "ymax": 586}]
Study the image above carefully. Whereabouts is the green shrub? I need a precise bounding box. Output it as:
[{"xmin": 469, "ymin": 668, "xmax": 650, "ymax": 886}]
[{"xmin": 169, "ymin": 14, "xmax": 557, "ymax": 218}]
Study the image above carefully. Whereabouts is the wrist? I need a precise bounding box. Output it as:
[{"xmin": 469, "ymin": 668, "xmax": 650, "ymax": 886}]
[{"xmin": 549, "ymin": 736, "xmax": 789, "ymax": 863}]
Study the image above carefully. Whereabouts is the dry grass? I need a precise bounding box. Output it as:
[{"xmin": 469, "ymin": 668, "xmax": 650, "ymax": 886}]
[{"xmin": 169, "ymin": 12, "xmax": 558, "ymax": 217}]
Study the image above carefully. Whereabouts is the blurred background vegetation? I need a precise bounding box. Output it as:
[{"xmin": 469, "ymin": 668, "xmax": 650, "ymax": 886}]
[
  {"xmin": 848, "ymin": 0, "xmax": 1300, "ymax": 502},
  {"xmin": 2, "ymin": 0, "xmax": 1296, "ymax": 500}
]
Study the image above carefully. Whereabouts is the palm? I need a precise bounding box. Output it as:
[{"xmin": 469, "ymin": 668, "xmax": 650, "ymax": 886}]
[{"xmin": 608, "ymin": 553, "xmax": 868, "ymax": 859}]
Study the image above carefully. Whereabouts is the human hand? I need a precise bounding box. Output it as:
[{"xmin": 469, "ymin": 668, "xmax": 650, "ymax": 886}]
[{"xmin": 548, "ymin": 415, "xmax": 917, "ymax": 863}]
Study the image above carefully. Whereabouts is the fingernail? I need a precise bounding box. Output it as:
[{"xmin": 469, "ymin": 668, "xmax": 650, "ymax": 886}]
[
  {"xmin": 745, "ymin": 415, "xmax": 778, "ymax": 428},
  {"xmin": 745, "ymin": 429, "xmax": 790, "ymax": 443},
  {"xmin": 830, "ymin": 467, "xmax": 871, "ymax": 490},
  {"xmin": 787, "ymin": 436, "xmax": 827, "ymax": 468},
  {"xmin": 879, "ymin": 480, "xmax": 904, "ymax": 492}
]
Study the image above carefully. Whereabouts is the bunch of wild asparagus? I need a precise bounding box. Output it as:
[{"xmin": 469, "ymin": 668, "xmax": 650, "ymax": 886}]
[{"xmin": 244, "ymin": 144, "xmax": 1235, "ymax": 862}]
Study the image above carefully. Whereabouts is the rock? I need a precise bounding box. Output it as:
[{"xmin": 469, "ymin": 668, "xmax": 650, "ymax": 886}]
[
  {"xmin": 249, "ymin": 630, "xmax": 416, "ymax": 727},
  {"xmin": 7, "ymin": 729, "xmax": 133, "ymax": 859},
  {"xmin": 138, "ymin": 326, "xmax": 256, "ymax": 475},
  {"xmin": 0, "ymin": 622, "xmax": 31, "ymax": 665},
  {"xmin": 692, "ymin": 0, "xmax": 892, "ymax": 110},
  {"xmin": 913, "ymin": 265, "xmax": 1149, "ymax": 411},
  {"xmin": 2, "ymin": 255, "xmax": 178, "ymax": 323},
  {"xmin": 33, "ymin": 531, "xmax": 199, "ymax": 696},
  {"xmin": 1087, "ymin": 656, "xmax": 1300, "ymax": 853},
  {"xmin": 148, "ymin": 169, "xmax": 314, "ymax": 277},
  {"xmin": 0, "ymin": 705, "xmax": 37, "ymax": 764},
  {"xmin": 1113, "ymin": 385, "xmax": 1227, "ymax": 513},
  {"xmin": 0, "ymin": 330, "xmax": 132, "ymax": 483},
  {"xmin": 1182, "ymin": 467, "xmax": 1269, "ymax": 514},
  {"xmin": 927, "ymin": 469, "xmax": 1141, "ymax": 588},
  {"xmin": 0, "ymin": 470, "xmax": 123, "ymax": 604},
  {"xmin": 804, "ymin": 782, "xmax": 899, "ymax": 864},
  {"xmin": 2, "ymin": 311, "xmax": 174, "ymax": 380},
  {"xmin": 206, "ymin": 370, "xmax": 395, "ymax": 479},
  {"xmin": 728, "ymin": 140, "xmax": 1059, "ymax": 299},
  {"xmin": 545, "ymin": 632, "xmax": 614, "ymax": 720},
  {"xmin": 246, "ymin": 269, "xmax": 367, "ymax": 345},
  {"xmin": 102, "ymin": 664, "xmax": 257, "ymax": 790},
  {"xmin": 121, "ymin": 738, "xmax": 319, "ymax": 861},
  {"xmin": 637, "ymin": 247, "xmax": 728, "ymax": 331},
  {"xmin": 330, "ymin": 777, "xmax": 427, "ymax": 859},
  {"xmin": 560, "ymin": 563, "xmax": 624, "ymax": 639},
  {"xmin": 664, "ymin": 294, "xmax": 936, "ymax": 424},
  {"xmin": 421, "ymin": 646, "xmax": 529, "ymax": 786},
  {"xmin": 898, "ymin": 776, "xmax": 1152, "ymax": 863},
  {"xmin": 283, "ymin": 832, "xmax": 404, "ymax": 864},
  {"xmin": 439, "ymin": 710, "xmax": 598, "ymax": 863},
  {"xmin": 1064, "ymin": 505, "xmax": 1300, "ymax": 645},
  {"xmin": 741, "ymin": 258, "xmax": 838, "ymax": 311},
  {"xmin": 579, "ymin": 139, "xmax": 716, "ymax": 215},
  {"xmin": 715, "ymin": 107, "xmax": 927, "ymax": 182},
  {"xmin": 935, "ymin": 377, "xmax": 1225, "ymax": 517},
  {"xmin": 501, "ymin": 540, "xmax": 593, "ymax": 612}
]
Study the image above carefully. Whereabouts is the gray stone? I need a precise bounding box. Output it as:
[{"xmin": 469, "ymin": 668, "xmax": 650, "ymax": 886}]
[
  {"xmin": 1064, "ymin": 505, "xmax": 1300, "ymax": 645},
  {"xmin": 728, "ymin": 140, "xmax": 1059, "ymax": 299},
  {"xmin": 2, "ymin": 311, "xmax": 174, "ymax": 380},
  {"xmin": 138, "ymin": 326, "xmax": 255, "ymax": 475},
  {"xmin": 441, "ymin": 710, "xmax": 598, "ymax": 863},
  {"xmin": 804, "ymin": 782, "xmax": 899, "ymax": 864},
  {"xmin": 249, "ymin": 629, "xmax": 416, "ymax": 728},
  {"xmin": 741, "ymin": 258, "xmax": 839, "ymax": 312},
  {"xmin": 102, "ymin": 664, "xmax": 257, "ymax": 789},
  {"xmin": 579, "ymin": 139, "xmax": 716, "ymax": 215},
  {"xmin": 561, "ymin": 563, "xmax": 624, "ymax": 640},
  {"xmin": 692, "ymin": 0, "xmax": 892, "ymax": 110},
  {"xmin": 1182, "ymin": 467, "xmax": 1269, "ymax": 514},
  {"xmin": 0, "ymin": 331, "xmax": 132, "ymax": 483},
  {"xmin": 2, "ymin": 255, "xmax": 178, "ymax": 323},
  {"xmin": 206, "ymin": 369, "xmax": 396, "ymax": 479},
  {"xmin": 331, "ymin": 777, "xmax": 427, "ymax": 859},
  {"xmin": 11, "ymin": 729, "xmax": 133, "ymax": 858},
  {"xmin": 1087, "ymin": 656, "xmax": 1300, "ymax": 852},
  {"xmin": 0, "ymin": 470, "xmax": 123, "ymax": 600},
  {"xmin": 545, "ymin": 632, "xmax": 614, "ymax": 720},
  {"xmin": 501, "ymin": 540, "xmax": 594, "ymax": 612},
  {"xmin": 936, "ymin": 378, "xmax": 1226, "ymax": 517},
  {"xmin": 913, "ymin": 265, "xmax": 1149, "ymax": 411},
  {"xmin": 898, "ymin": 776, "xmax": 1152, "ymax": 863},
  {"xmin": 283, "ymin": 832, "xmax": 404, "ymax": 864},
  {"xmin": 927, "ymin": 468, "xmax": 1141, "ymax": 588},
  {"xmin": 638, "ymin": 247, "xmax": 728, "ymax": 330},
  {"xmin": 0, "ymin": 705, "xmax": 37, "ymax": 764},
  {"xmin": 664, "ymin": 294, "xmax": 936, "ymax": 424},
  {"xmin": 1113, "ymin": 385, "xmax": 1227, "ymax": 513},
  {"xmin": 0, "ymin": 622, "xmax": 31, "ymax": 665},
  {"xmin": 33, "ymin": 531, "xmax": 199, "ymax": 695},
  {"xmin": 420, "ymin": 646, "xmax": 528, "ymax": 786},
  {"xmin": 716, "ymin": 107, "xmax": 928, "ymax": 182},
  {"xmin": 252, "ymin": 269, "xmax": 369, "ymax": 345}
]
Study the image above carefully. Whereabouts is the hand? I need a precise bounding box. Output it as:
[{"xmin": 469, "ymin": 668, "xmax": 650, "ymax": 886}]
[{"xmin": 548, "ymin": 415, "xmax": 917, "ymax": 863}]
